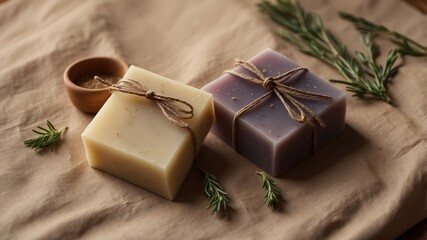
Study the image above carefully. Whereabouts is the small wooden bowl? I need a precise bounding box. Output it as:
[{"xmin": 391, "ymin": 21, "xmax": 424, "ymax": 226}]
[{"xmin": 64, "ymin": 56, "xmax": 128, "ymax": 114}]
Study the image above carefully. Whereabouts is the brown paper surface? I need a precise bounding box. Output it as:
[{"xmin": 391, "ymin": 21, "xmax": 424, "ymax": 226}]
[{"xmin": 1, "ymin": 0, "xmax": 427, "ymax": 239}]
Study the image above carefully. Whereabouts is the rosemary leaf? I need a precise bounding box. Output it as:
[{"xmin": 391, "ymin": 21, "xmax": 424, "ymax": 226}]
[
  {"xmin": 259, "ymin": 0, "xmax": 401, "ymax": 103},
  {"xmin": 201, "ymin": 170, "xmax": 230, "ymax": 214},
  {"xmin": 339, "ymin": 12, "xmax": 427, "ymax": 56},
  {"xmin": 24, "ymin": 120, "xmax": 68, "ymax": 152},
  {"xmin": 256, "ymin": 171, "xmax": 281, "ymax": 209}
]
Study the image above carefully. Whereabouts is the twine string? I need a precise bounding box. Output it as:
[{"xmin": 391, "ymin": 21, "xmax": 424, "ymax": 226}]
[
  {"xmin": 223, "ymin": 59, "xmax": 332, "ymax": 150},
  {"xmin": 95, "ymin": 76, "xmax": 197, "ymax": 157}
]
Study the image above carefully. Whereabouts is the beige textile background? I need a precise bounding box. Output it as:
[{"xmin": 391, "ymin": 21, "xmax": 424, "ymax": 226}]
[{"xmin": 1, "ymin": 0, "xmax": 427, "ymax": 239}]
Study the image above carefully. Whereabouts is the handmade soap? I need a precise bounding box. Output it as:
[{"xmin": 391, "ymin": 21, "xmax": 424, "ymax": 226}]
[
  {"xmin": 202, "ymin": 49, "xmax": 346, "ymax": 176},
  {"xmin": 82, "ymin": 65, "xmax": 214, "ymax": 200}
]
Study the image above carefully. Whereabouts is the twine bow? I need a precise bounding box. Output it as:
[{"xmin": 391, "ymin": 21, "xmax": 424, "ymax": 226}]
[
  {"xmin": 95, "ymin": 76, "xmax": 197, "ymax": 157},
  {"xmin": 224, "ymin": 59, "xmax": 332, "ymax": 149}
]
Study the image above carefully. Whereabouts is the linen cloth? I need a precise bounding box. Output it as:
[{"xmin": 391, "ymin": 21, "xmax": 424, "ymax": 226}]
[{"xmin": 1, "ymin": 0, "xmax": 426, "ymax": 239}]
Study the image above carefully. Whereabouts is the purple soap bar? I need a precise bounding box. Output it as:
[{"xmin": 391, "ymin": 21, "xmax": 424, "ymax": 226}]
[{"xmin": 202, "ymin": 49, "xmax": 346, "ymax": 176}]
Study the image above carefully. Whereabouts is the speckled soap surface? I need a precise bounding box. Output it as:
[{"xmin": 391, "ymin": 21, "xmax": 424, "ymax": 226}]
[
  {"xmin": 202, "ymin": 48, "xmax": 346, "ymax": 176},
  {"xmin": 82, "ymin": 66, "xmax": 215, "ymax": 200}
]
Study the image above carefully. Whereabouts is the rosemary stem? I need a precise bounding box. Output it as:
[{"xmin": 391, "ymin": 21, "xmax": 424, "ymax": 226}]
[{"xmin": 259, "ymin": 0, "xmax": 401, "ymax": 104}]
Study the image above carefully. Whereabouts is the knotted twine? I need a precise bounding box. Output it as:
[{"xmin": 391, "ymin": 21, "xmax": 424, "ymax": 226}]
[
  {"xmin": 223, "ymin": 59, "xmax": 332, "ymax": 150},
  {"xmin": 95, "ymin": 76, "xmax": 197, "ymax": 157}
]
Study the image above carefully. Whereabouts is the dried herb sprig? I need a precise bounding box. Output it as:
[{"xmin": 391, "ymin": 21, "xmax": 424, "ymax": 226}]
[
  {"xmin": 202, "ymin": 170, "xmax": 230, "ymax": 214},
  {"xmin": 258, "ymin": 0, "xmax": 400, "ymax": 103},
  {"xmin": 256, "ymin": 171, "xmax": 281, "ymax": 209},
  {"xmin": 24, "ymin": 120, "xmax": 67, "ymax": 152},
  {"xmin": 331, "ymin": 33, "xmax": 399, "ymax": 103},
  {"xmin": 339, "ymin": 12, "xmax": 427, "ymax": 56}
]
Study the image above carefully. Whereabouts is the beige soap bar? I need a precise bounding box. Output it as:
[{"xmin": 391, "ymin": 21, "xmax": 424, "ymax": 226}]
[{"xmin": 81, "ymin": 65, "xmax": 214, "ymax": 200}]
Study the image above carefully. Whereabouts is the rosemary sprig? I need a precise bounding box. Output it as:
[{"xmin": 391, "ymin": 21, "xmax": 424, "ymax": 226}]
[
  {"xmin": 202, "ymin": 170, "xmax": 230, "ymax": 214},
  {"xmin": 24, "ymin": 120, "xmax": 68, "ymax": 152},
  {"xmin": 258, "ymin": 0, "xmax": 400, "ymax": 103},
  {"xmin": 256, "ymin": 171, "xmax": 281, "ymax": 209},
  {"xmin": 339, "ymin": 12, "xmax": 427, "ymax": 56},
  {"xmin": 331, "ymin": 33, "xmax": 399, "ymax": 103}
]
